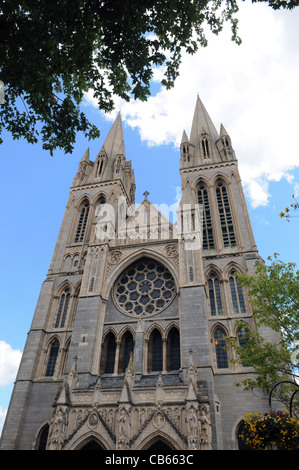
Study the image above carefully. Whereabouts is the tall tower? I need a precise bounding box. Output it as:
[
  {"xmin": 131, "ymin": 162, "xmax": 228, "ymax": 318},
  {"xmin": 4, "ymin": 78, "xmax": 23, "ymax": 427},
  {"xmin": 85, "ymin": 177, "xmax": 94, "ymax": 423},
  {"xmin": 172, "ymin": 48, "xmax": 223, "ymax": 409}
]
[{"xmin": 1, "ymin": 98, "xmax": 274, "ymax": 451}]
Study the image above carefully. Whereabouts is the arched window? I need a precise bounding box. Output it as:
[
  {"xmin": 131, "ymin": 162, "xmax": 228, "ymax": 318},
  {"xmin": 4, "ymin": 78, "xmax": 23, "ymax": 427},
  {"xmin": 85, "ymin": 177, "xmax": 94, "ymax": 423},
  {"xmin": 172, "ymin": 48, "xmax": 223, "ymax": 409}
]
[
  {"xmin": 98, "ymin": 159, "xmax": 104, "ymax": 176},
  {"xmin": 119, "ymin": 330, "xmax": 134, "ymax": 373},
  {"xmin": 74, "ymin": 201, "xmax": 89, "ymax": 243},
  {"xmin": 197, "ymin": 184, "xmax": 214, "ymax": 249},
  {"xmin": 36, "ymin": 424, "xmax": 49, "ymax": 450},
  {"xmin": 201, "ymin": 138, "xmax": 210, "ymax": 158},
  {"xmin": 55, "ymin": 287, "xmax": 70, "ymax": 328},
  {"xmin": 167, "ymin": 327, "xmax": 180, "ymax": 371},
  {"xmin": 103, "ymin": 332, "xmax": 116, "ymax": 374},
  {"xmin": 208, "ymin": 274, "xmax": 223, "ymax": 316},
  {"xmin": 214, "ymin": 328, "xmax": 228, "ymax": 369},
  {"xmin": 216, "ymin": 181, "xmax": 236, "ymax": 247},
  {"xmin": 229, "ymin": 272, "xmax": 246, "ymax": 314},
  {"xmin": 45, "ymin": 339, "xmax": 59, "ymax": 377},
  {"xmin": 148, "ymin": 329, "xmax": 163, "ymax": 372}
]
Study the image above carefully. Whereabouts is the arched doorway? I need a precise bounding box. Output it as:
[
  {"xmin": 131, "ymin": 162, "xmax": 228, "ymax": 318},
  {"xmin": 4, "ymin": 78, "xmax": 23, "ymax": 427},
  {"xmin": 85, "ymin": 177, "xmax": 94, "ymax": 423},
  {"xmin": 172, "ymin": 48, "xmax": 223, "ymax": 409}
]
[
  {"xmin": 79, "ymin": 439, "xmax": 105, "ymax": 450},
  {"xmin": 142, "ymin": 435, "xmax": 177, "ymax": 451},
  {"xmin": 147, "ymin": 440, "xmax": 174, "ymax": 451}
]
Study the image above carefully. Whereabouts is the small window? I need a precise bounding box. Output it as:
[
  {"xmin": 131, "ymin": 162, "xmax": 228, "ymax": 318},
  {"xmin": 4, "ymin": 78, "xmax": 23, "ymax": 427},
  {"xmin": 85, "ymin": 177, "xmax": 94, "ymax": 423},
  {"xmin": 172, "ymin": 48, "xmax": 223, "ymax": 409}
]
[
  {"xmin": 208, "ymin": 274, "xmax": 223, "ymax": 316},
  {"xmin": 55, "ymin": 288, "xmax": 70, "ymax": 328},
  {"xmin": 167, "ymin": 327, "xmax": 180, "ymax": 371},
  {"xmin": 104, "ymin": 333, "xmax": 116, "ymax": 374},
  {"xmin": 201, "ymin": 138, "xmax": 210, "ymax": 158},
  {"xmin": 148, "ymin": 329, "xmax": 163, "ymax": 372},
  {"xmin": 98, "ymin": 159, "xmax": 104, "ymax": 176},
  {"xmin": 74, "ymin": 202, "xmax": 89, "ymax": 243},
  {"xmin": 230, "ymin": 272, "xmax": 246, "ymax": 314},
  {"xmin": 45, "ymin": 339, "xmax": 59, "ymax": 377},
  {"xmin": 214, "ymin": 328, "xmax": 228, "ymax": 368},
  {"xmin": 118, "ymin": 331, "xmax": 134, "ymax": 373},
  {"xmin": 36, "ymin": 424, "xmax": 49, "ymax": 450}
]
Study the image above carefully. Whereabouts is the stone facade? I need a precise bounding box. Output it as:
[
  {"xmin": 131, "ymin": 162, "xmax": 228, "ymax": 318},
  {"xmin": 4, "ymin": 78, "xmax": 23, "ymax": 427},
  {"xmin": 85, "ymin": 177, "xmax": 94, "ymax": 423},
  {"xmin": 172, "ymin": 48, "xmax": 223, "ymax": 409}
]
[{"xmin": 0, "ymin": 97, "xmax": 276, "ymax": 450}]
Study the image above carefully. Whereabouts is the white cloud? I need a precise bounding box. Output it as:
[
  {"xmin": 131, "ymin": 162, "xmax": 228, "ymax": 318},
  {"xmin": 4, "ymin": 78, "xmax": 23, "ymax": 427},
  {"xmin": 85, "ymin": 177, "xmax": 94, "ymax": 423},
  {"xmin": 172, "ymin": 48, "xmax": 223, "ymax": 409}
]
[
  {"xmin": 85, "ymin": 3, "xmax": 299, "ymax": 208},
  {"xmin": 0, "ymin": 341, "xmax": 22, "ymax": 387}
]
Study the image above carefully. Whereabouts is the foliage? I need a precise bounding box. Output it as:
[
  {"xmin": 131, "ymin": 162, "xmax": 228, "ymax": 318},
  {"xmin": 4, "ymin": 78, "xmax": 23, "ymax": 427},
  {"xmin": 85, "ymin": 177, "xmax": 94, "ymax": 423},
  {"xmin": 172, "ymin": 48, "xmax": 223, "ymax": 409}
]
[
  {"xmin": 227, "ymin": 255, "xmax": 299, "ymax": 408},
  {"xmin": 0, "ymin": 0, "xmax": 297, "ymax": 155},
  {"xmin": 241, "ymin": 411, "xmax": 299, "ymax": 450},
  {"xmin": 280, "ymin": 195, "xmax": 299, "ymax": 220}
]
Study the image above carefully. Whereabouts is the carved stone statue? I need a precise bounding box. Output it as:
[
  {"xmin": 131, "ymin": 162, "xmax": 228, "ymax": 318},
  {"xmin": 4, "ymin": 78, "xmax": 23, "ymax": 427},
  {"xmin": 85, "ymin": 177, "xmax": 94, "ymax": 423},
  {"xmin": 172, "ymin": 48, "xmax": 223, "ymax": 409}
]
[
  {"xmin": 117, "ymin": 405, "xmax": 131, "ymax": 450},
  {"xmin": 47, "ymin": 406, "xmax": 68, "ymax": 450},
  {"xmin": 199, "ymin": 405, "xmax": 212, "ymax": 450}
]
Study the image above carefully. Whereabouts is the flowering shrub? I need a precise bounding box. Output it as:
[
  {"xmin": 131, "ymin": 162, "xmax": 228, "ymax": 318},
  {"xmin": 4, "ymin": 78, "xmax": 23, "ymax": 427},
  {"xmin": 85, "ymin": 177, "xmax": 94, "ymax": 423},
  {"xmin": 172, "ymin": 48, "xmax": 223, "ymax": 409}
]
[{"xmin": 241, "ymin": 411, "xmax": 299, "ymax": 450}]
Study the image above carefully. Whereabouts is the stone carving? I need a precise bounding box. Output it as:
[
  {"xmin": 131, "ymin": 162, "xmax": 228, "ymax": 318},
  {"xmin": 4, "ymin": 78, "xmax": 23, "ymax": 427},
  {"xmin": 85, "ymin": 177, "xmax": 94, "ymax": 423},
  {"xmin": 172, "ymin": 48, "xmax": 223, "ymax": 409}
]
[
  {"xmin": 88, "ymin": 412, "xmax": 98, "ymax": 427},
  {"xmin": 117, "ymin": 405, "xmax": 131, "ymax": 450},
  {"xmin": 165, "ymin": 244, "xmax": 178, "ymax": 258},
  {"xmin": 153, "ymin": 411, "xmax": 165, "ymax": 429},
  {"xmin": 186, "ymin": 403, "xmax": 199, "ymax": 449},
  {"xmin": 109, "ymin": 250, "xmax": 122, "ymax": 264},
  {"xmin": 47, "ymin": 406, "xmax": 69, "ymax": 450},
  {"xmin": 199, "ymin": 405, "xmax": 212, "ymax": 450}
]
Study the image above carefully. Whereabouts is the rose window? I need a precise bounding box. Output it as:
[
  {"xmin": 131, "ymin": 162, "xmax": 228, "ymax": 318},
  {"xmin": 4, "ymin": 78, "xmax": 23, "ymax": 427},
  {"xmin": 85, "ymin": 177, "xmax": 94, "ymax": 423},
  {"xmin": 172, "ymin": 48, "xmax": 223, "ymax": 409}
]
[{"xmin": 113, "ymin": 257, "xmax": 176, "ymax": 317}]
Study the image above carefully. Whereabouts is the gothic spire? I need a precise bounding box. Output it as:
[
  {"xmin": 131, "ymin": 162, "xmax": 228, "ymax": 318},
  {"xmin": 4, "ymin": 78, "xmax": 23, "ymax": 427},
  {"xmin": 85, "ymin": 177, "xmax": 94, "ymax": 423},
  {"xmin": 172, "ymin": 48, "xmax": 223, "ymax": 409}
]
[
  {"xmin": 190, "ymin": 95, "xmax": 219, "ymax": 145},
  {"xmin": 188, "ymin": 95, "xmax": 223, "ymax": 164},
  {"xmin": 100, "ymin": 112, "xmax": 126, "ymax": 158}
]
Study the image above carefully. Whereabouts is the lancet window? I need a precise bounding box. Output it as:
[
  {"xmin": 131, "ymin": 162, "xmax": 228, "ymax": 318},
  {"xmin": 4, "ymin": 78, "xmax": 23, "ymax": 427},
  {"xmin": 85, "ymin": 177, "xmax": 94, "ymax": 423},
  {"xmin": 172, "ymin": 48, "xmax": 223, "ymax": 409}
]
[
  {"xmin": 214, "ymin": 328, "xmax": 228, "ymax": 368},
  {"xmin": 197, "ymin": 184, "xmax": 214, "ymax": 250},
  {"xmin": 45, "ymin": 339, "xmax": 59, "ymax": 377},
  {"xmin": 119, "ymin": 330, "xmax": 134, "ymax": 373},
  {"xmin": 201, "ymin": 137, "xmax": 210, "ymax": 158},
  {"xmin": 54, "ymin": 287, "xmax": 70, "ymax": 328},
  {"xmin": 208, "ymin": 273, "xmax": 223, "ymax": 316},
  {"xmin": 36, "ymin": 424, "xmax": 49, "ymax": 450},
  {"xmin": 229, "ymin": 271, "xmax": 246, "ymax": 314},
  {"xmin": 74, "ymin": 201, "xmax": 89, "ymax": 243},
  {"xmin": 148, "ymin": 329, "xmax": 163, "ymax": 372},
  {"xmin": 104, "ymin": 332, "xmax": 117, "ymax": 374},
  {"xmin": 167, "ymin": 327, "xmax": 181, "ymax": 371},
  {"xmin": 216, "ymin": 180, "xmax": 236, "ymax": 247}
]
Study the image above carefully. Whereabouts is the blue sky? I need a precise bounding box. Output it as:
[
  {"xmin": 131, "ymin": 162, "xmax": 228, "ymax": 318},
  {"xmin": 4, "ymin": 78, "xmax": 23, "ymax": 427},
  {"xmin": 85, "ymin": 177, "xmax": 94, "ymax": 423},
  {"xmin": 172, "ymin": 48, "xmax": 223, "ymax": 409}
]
[{"xmin": 1, "ymin": 2, "xmax": 299, "ymax": 434}]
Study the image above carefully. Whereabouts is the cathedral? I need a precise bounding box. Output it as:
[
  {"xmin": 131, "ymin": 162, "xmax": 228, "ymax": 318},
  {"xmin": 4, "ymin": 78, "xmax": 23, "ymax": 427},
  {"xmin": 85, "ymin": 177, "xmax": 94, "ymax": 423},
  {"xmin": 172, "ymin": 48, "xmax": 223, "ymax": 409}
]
[{"xmin": 1, "ymin": 96, "xmax": 275, "ymax": 450}]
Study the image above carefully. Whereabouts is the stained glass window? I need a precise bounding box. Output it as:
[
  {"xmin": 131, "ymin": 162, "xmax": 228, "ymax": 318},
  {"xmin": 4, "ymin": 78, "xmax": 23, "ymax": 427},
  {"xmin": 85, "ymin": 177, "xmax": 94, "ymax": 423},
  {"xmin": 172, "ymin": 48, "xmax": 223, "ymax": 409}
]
[{"xmin": 113, "ymin": 258, "xmax": 176, "ymax": 317}]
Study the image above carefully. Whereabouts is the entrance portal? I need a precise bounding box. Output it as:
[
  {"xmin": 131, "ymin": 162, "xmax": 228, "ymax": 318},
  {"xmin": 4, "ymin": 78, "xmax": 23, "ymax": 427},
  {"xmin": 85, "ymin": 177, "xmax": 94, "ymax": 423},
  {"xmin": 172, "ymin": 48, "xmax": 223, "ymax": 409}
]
[
  {"xmin": 80, "ymin": 439, "xmax": 105, "ymax": 450},
  {"xmin": 146, "ymin": 440, "xmax": 174, "ymax": 451}
]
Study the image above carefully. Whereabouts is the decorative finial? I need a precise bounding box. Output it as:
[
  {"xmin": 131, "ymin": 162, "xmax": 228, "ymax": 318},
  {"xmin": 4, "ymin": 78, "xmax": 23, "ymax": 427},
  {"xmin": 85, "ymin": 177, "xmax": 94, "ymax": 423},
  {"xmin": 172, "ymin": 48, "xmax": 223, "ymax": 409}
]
[{"xmin": 143, "ymin": 191, "xmax": 150, "ymax": 199}]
